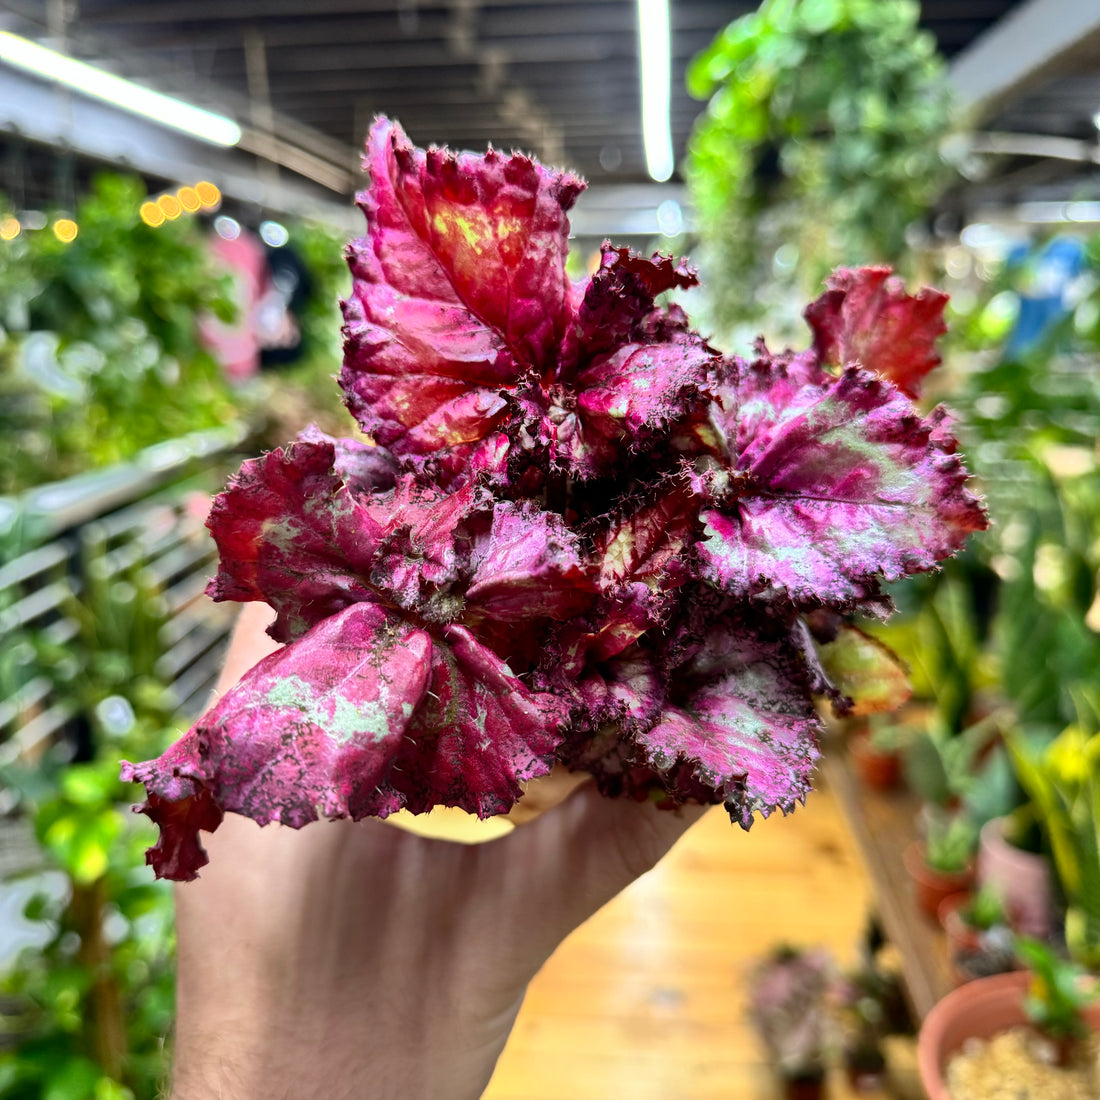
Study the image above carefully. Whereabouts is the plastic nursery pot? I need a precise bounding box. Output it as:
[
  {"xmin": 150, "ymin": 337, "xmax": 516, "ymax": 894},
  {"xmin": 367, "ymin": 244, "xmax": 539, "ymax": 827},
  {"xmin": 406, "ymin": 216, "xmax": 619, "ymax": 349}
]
[
  {"xmin": 917, "ymin": 970, "xmax": 1100, "ymax": 1100},
  {"xmin": 978, "ymin": 816, "xmax": 1053, "ymax": 939},
  {"xmin": 847, "ymin": 729, "xmax": 901, "ymax": 791},
  {"xmin": 903, "ymin": 841, "xmax": 974, "ymax": 920}
]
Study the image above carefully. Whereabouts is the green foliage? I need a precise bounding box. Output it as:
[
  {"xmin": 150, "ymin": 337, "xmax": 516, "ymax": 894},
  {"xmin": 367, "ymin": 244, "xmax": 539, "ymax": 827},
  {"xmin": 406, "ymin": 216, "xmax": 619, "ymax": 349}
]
[
  {"xmin": 0, "ymin": 550, "xmax": 181, "ymax": 1099},
  {"xmin": 686, "ymin": 0, "xmax": 953, "ymax": 336},
  {"xmin": 962, "ymin": 884, "xmax": 1008, "ymax": 932},
  {"xmin": 923, "ymin": 809, "xmax": 977, "ymax": 875},
  {"xmin": 1007, "ymin": 719, "xmax": 1100, "ymax": 968},
  {"xmin": 1016, "ymin": 936, "xmax": 1099, "ymax": 1042},
  {"xmin": 0, "ymin": 173, "xmax": 240, "ymax": 493}
]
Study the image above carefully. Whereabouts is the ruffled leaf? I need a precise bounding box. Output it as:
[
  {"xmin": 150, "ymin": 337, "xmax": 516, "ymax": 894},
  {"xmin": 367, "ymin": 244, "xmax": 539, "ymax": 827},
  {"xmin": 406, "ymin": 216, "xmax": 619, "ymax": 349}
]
[
  {"xmin": 464, "ymin": 503, "xmax": 596, "ymax": 621},
  {"xmin": 804, "ymin": 266, "xmax": 948, "ymax": 398},
  {"xmin": 122, "ymin": 603, "xmax": 566, "ymax": 880},
  {"xmin": 696, "ymin": 365, "xmax": 988, "ymax": 608},
  {"xmin": 341, "ymin": 118, "xmax": 584, "ymax": 456},
  {"xmin": 206, "ymin": 439, "xmax": 383, "ymax": 643}
]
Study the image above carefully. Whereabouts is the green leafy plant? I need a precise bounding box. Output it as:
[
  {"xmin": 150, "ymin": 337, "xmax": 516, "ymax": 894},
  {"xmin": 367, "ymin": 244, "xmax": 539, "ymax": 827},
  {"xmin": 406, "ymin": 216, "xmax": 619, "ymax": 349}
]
[
  {"xmin": 0, "ymin": 549, "xmax": 182, "ymax": 1099},
  {"xmin": 686, "ymin": 0, "xmax": 954, "ymax": 335},
  {"xmin": 923, "ymin": 809, "xmax": 978, "ymax": 875},
  {"xmin": 0, "ymin": 173, "xmax": 240, "ymax": 493},
  {"xmin": 962, "ymin": 884, "xmax": 1008, "ymax": 932},
  {"xmin": 1015, "ymin": 936, "xmax": 1099, "ymax": 1043}
]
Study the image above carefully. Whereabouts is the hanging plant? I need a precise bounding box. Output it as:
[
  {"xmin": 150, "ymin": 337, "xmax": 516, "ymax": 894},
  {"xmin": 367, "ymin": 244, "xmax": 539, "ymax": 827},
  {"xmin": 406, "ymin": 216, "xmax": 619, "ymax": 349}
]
[{"xmin": 686, "ymin": 0, "xmax": 955, "ymax": 335}]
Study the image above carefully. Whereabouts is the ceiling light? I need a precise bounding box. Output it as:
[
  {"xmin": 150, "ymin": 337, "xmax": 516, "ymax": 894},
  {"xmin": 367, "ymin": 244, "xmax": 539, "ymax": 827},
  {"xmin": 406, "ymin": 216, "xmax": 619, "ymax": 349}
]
[
  {"xmin": 637, "ymin": 0, "xmax": 674, "ymax": 182},
  {"xmin": 0, "ymin": 31, "xmax": 241, "ymax": 147}
]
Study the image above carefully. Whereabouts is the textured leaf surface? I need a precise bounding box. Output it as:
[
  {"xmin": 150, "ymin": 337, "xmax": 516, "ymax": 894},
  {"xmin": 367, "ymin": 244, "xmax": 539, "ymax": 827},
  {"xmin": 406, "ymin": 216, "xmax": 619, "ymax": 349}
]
[
  {"xmin": 123, "ymin": 603, "xmax": 566, "ymax": 879},
  {"xmin": 804, "ymin": 266, "xmax": 948, "ymax": 397},
  {"xmin": 634, "ymin": 616, "xmax": 820, "ymax": 826},
  {"xmin": 206, "ymin": 439, "xmax": 383, "ymax": 642},
  {"xmin": 696, "ymin": 366, "xmax": 988, "ymax": 608},
  {"xmin": 341, "ymin": 118, "xmax": 583, "ymax": 455}
]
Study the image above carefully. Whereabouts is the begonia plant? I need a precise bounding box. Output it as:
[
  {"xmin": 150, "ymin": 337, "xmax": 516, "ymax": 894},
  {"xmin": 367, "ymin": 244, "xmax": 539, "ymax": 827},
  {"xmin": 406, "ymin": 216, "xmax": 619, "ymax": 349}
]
[{"xmin": 122, "ymin": 120, "xmax": 986, "ymax": 881}]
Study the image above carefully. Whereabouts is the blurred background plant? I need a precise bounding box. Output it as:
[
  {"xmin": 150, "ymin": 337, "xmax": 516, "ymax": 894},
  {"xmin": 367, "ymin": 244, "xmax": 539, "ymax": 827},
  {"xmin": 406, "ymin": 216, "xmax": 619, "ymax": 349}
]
[
  {"xmin": 686, "ymin": 0, "xmax": 955, "ymax": 342},
  {"xmin": 0, "ymin": 174, "xmax": 239, "ymax": 495}
]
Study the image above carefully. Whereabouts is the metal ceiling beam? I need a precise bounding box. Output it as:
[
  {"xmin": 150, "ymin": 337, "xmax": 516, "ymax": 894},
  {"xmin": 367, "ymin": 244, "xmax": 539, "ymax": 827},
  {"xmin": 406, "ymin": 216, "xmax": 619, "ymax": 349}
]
[
  {"xmin": 949, "ymin": 0, "xmax": 1100, "ymax": 120},
  {"xmin": 114, "ymin": 3, "xmax": 736, "ymax": 49},
  {"xmin": 83, "ymin": 0, "xmax": 625, "ymax": 22},
  {"xmin": 0, "ymin": 65, "xmax": 357, "ymax": 224}
]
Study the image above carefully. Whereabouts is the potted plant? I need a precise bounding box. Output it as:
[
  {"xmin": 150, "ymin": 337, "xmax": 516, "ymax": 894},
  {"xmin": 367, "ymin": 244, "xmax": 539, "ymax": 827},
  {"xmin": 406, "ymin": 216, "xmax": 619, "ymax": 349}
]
[
  {"xmin": 977, "ymin": 805, "xmax": 1053, "ymax": 938},
  {"xmin": 748, "ymin": 947, "xmax": 836, "ymax": 1100},
  {"xmin": 831, "ymin": 962, "xmax": 909, "ymax": 1091},
  {"xmin": 904, "ymin": 808, "xmax": 978, "ymax": 918},
  {"xmin": 938, "ymin": 885, "xmax": 1016, "ymax": 985},
  {"xmin": 919, "ymin": 938, "xmax": 1100, "ymax": 1099}
]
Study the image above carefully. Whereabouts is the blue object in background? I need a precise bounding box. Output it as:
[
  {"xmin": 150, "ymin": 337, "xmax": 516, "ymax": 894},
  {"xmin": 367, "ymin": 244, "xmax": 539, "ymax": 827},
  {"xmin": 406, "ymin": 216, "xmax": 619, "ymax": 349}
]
[{"xmin": 1005, "ymin": 236, "xmax": 1085, "ymax": 358}]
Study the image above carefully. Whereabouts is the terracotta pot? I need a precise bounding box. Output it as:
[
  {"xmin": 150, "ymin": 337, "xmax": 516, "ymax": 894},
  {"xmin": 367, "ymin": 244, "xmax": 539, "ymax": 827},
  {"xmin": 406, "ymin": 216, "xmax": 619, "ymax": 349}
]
[
  {"xmin": 938, "ymin": 891, "xmax": 982, "ymax": 954},
  {"xmin": 848, "ymin": 730, "xmax": 901, "ymax": 791},
  {"xmin": 903, "ymin": 841, "xmax": 974, "ymax": 919},
  {"xmin": 918, "ymin": 970, "xmax": 1100, "ymax": 1100},
  {"xmin": 978, "ymin": 815, "xmax": 1053, "ymax": 938}
]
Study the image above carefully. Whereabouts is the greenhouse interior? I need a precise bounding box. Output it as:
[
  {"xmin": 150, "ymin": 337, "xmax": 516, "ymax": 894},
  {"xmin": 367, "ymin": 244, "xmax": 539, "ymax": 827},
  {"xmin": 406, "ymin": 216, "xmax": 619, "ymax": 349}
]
[{"xmin": 2, "ymin": 0, "xmax": 1100, "ymax": 1097}]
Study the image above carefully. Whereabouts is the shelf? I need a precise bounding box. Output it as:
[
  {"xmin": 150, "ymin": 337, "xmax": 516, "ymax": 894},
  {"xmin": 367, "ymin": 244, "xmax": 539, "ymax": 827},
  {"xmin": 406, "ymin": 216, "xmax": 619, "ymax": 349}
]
[{"xmin": 822, "ymin": 750, "xmax": 954, "ymax": 1021}]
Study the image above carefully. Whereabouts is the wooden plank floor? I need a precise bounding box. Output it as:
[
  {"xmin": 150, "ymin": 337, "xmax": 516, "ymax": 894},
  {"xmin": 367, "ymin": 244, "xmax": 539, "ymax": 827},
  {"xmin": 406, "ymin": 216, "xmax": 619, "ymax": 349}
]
[{"xmin": 482, "ymin": 781, "xmax": 877, "ymax": 1100}]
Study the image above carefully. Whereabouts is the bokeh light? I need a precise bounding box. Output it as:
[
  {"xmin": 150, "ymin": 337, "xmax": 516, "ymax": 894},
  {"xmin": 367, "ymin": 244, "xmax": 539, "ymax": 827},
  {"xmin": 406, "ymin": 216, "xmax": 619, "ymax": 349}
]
[
  {"xmin": 177, "ymin": 186, "xmax": 201, "ymax": 213},
  {"xmin": 139, "ymin": 201, "xmax": 166, "ymax": 227},
  {"xmin": 0, "ymin": 216, "xmax": 20, "ymax": 240},
  {"xmin": 157, "ymin": 194, "xmax": 182, "ymax": 220},
  {"xmin": 195, "ymin": 180, "xmax": 221, "ymax": 208},
  {"xmin": 52, "ymin": 218, "xmax": 78, "ymax": 242},
  {"xmin": 214, "ymin": 214, "xmax": 240, "ymax": 240},
  {"xmin": 259, "ymin": 219, "xmax": 289, "ymax": 247}
]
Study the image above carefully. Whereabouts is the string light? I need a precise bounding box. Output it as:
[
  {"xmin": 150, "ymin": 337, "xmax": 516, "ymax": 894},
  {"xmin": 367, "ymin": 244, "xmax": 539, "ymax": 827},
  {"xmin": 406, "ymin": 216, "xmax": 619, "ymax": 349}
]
[
  {"xmin": 157, "ymin": 194, "xmax": 182, "ymax": 220},
  {"xmin": 53, "ymin": 218, "xmax": 78, "ymax": 242},
  {"xmin": 177, "ymin": 186, "xmax": 201, "ymax": 213},
  {"xmin": 195, "ymin": 181, "xmax": 221, "ymax": 208},
  {"xmin": 0, "ymin": 216, "xmax": 20, "ymax": 240},
  {"xmin": 139, "ymin": 201, "xmax": 165, "ymax": 227}
]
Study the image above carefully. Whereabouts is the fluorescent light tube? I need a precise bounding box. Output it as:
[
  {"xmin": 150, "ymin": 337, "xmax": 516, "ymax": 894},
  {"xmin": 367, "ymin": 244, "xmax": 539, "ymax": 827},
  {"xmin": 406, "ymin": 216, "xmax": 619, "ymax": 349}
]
[
  {"xmin": 637, "ymin": 0, "xmax": 673, "ymax": 182},
  {"xmin": 0, "ymin": 31, "xmax": 241, "ymax": 147}
]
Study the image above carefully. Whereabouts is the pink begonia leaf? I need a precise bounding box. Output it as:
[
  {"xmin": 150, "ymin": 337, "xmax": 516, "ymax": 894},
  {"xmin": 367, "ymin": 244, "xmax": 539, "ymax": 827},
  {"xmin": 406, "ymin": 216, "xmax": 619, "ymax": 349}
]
[
  {"xmin": 464, "ymin": 503, "xmax": 596, "ymax": 621},
  {"xmin": 804, "ymin": 266, "xmax": 948, "ymax": 398},
  {"xmin": 548, "ymin": 246, "xmax": 717, "ymax": 478},
  {"xmin": 565, "ymin": 244, "xmax": 699, "ymax": 368},
  {"xmin": 635, "ymin": 616, "xmax": 821, "ymax": 827},
  {"xmin": 341, "ymin": 118, "xmax": 583, "ymax": 455},
  {"xmin": 696, "ymin": 366, "xmax": 988, "ymax": 608},
  {"xmin": 206, "ymin": 439, "xmax": 383, "ymax": 643},
  {"xmin": 122, "ymin": 603, "xmax": 566, "ymax": 880},
  {"xmin": 297, "ymin": 425, "xmax": 399, "ymax": 493}
]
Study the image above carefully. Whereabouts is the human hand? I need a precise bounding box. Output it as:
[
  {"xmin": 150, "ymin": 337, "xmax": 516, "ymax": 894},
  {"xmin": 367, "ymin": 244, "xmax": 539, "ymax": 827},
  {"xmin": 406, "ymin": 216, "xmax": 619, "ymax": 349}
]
[{"xmin": 170, "ymin": 604, "xmax": 705, "ymax": 1100}]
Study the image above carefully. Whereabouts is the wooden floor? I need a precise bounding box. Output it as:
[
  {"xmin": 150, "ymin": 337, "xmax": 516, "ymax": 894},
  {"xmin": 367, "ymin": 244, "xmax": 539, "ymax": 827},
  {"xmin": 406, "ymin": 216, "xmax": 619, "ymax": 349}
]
[{"xmin": 482, "ymin": 781, "xmax": 880, "ymax": 1100}]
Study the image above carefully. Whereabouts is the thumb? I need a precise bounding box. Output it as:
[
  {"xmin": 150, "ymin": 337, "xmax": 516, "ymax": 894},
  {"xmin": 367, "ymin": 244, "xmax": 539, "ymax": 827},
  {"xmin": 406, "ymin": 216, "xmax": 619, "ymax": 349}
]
[{"xmin": 507, "ymin": 781, "xmax": 709, "ymax": 959}]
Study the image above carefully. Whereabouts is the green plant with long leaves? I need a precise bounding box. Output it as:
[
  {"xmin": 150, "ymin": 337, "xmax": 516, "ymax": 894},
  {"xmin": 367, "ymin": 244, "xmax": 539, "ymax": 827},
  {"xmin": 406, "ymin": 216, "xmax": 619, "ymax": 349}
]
[
  {"xmin": 1016, "ymin": 936, "xmax": 1099, "ymax": 1043},
  {"xmin": 1007, "ymin": 702, "xmax": 1100, "ymax": 969},
  {"xmin": 686, "ymin": 0, "xmax": 954, "ymax": 337}
]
